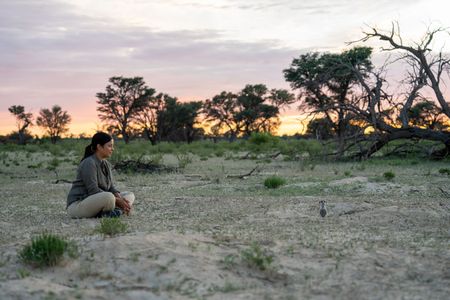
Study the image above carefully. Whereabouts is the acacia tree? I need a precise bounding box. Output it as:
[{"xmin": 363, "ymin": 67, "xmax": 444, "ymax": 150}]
[
  {"xmin": 96, "ymin": 76, "xmax": 155, "ymax": 143},
  {"xmin": 203, "ymin": 91, "xmax": 240, "ymax": 140},
  {"xmin": 8, "ymin": 105, "xmax": 33, "ymax": 144},
  {"xmin": 284, "ymin": 47, "xmax": 373, "ymax": 155},
  {"xmin": 203, "ymin": 84, "xmax": 294, "ymax": 139},
  {"xmin": 306, "ymin": 118, "xmax": 334, "ymax": 140},
  {"xmin": 157, "ymin": 97, "xmax": 203, "ymax": 143},
  {"xmin": 36, "ymin": 105, "xmax": 71, "ymax": 144},
  {"xmin": 135, "ymin": 93, "xmax": 169, "ymax": 145}
]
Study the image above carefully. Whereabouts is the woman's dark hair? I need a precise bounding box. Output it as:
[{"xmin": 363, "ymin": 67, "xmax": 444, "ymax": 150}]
[{"xmin": 81, "ymin": 132, "xmax": 112, "ymax": 161}]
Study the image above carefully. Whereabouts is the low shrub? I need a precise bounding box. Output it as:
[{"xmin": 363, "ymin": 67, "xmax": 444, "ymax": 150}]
[
  {"xmin": 240, "ymin": 242, "xmax": 274, "ymax": 271},
  {"xmin": 438, "ymin": 168, "xmax": 450, "ymax": 175},
  {"xmin": 248, "ymin": 132, "xmax": 278, "ymax": 145},
  {"xmin": 264, "ymin": 176, "xmax": 286, "ymax": 189},
  {"xmin": 97, "ymin": 217, "xmax": 127, "ymax": 236},
  {"xmin": 19, "ymin": 233, "xmax": 77, "ymax": 267},
  {"xmin": 383, "ymin": 171, "xmax": 395, "ymax": 180},
  {"xmin": 177, "ymin": 153, "xmax": 193, "ymax": 169}
]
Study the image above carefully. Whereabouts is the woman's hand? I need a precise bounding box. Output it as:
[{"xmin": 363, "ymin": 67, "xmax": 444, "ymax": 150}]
[{"xmin": 115, "ymin": 194, "xmax": 131, "ymax": 215}]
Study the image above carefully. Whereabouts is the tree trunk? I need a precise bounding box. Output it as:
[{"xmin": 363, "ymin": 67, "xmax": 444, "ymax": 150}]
[
  {"xmin": 18, "ymin": 131, "xmax": 25, "ymax": 145},
  {"xmin": 122, "ymin": 130, "xmax": 129, "ymax": 144},
  {"xmin": 336, "ymin": 86, "xmax": 348, "ymax": 158},
  {"xmin": 357, "ymin": 128, "xmax": 450, "ymax": 159},
  {"xmin": 143, "ymin": 128, "xmax": 157, "ymax": 145}
]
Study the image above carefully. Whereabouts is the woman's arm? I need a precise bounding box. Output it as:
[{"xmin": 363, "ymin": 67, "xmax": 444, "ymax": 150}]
[
  {"xmin": 80, "ymin": 159, "xmax": 104, "ymax": 196},
  {"xmin": 105, "ymin": 160, "xmax": 120, "ymax": 194}
]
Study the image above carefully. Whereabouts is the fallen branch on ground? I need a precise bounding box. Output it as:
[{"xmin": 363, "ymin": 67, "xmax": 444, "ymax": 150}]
[
  {"xmin": 240, "ymin": 152, "xmax": 251, "ymax": 159},
  {"xmin": 226, "ymin": 166, "xmax": 259, "ymax": 179},
  {"xmin": 439, "ymin": 187, "xmax": 450, "ymax": 198},
  {"xmin": 52, "ymin": 170, "xmax": 72, "ymax": 184},
  {"xmin": 54, "ymin": 179, "xmax": 72, "ymax": 184},
  {"xmin": 270, "ymin": 151, "xmax": 282, "ymax": 159}
]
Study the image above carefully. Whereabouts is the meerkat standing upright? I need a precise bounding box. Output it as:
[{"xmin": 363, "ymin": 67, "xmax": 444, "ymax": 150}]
[{"xmin": 319, "ymin": 200, "xmax": 327, "ymax": 217}]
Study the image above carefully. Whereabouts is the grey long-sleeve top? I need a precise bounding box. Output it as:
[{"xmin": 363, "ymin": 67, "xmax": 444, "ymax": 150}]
[{"xmin": 67, "ymin": 154, "xmax": 119, "ymax": 208}]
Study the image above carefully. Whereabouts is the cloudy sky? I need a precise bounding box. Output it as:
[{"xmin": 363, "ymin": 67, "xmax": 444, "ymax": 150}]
[{"xmin": 1, "ymin": 0, "xmax": 448, "ymax": 136}]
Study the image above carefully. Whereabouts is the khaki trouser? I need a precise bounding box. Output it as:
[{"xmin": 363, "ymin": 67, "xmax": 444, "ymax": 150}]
[{"xmin": 67, "ymin": 191, "xmax": 135, "ymax": 218}]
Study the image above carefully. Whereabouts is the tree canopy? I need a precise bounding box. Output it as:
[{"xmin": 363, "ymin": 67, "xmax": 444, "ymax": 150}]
[
  {"xmin": 203, "ymin": 84, "xmax": 294, "ymax": 140},
  {"xmin": 8, "ymin": 105, "xmax": 33, "ymax": 145},
  {"xmin": 285, "ymin": 24, "xmax": 450, "ymax": 158},
  {"xmin": 36, "ymin": 105, "xmax": 71, "ymax": 144},
  {"xmin": 96, "ymin": 76, "xmax": 156, "ymax": 143},
  {"xmin": 284, "ymin": 47, "xmax": 373, "ymax": 154}
]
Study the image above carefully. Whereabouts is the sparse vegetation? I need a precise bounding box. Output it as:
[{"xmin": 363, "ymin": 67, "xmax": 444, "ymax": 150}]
[
  {"xmin": 264, "ymin": 175, "xmax": 286, "ymax": 189},
  {"xmin": 248, "ymin": 132, "xmax": 278, "ymax": 145},
  {"xmin": 221, "ymin": 254, "xmax": 238, "ymax": 270},
  {"xmin": 383, "ymin": 171, "xmax": 396, "ymax": 181},
  {"xmin": 240, "ymin": 242, "xmax": 274, "ymax": 271},
  {"xmin": 17, "ymin": 268, "xmax": 30, "ymax": 278},
  {"xmin": 19, "ymin": 233, "xmax": 78, "ymax": 267},
  {"xmin": 438, "ymin": 168, "xmax": 450, "ymax": 175},
  {"xmin": 1, "ymin": 139, "xmax": 449, "ymax": 299},
  {"xmin": 97, "ymin": 218, "xmax": 128, "ymax": 236},
  {"xmin": 177, "ymin": 153, "xmax": 193, "ymax": 169}
]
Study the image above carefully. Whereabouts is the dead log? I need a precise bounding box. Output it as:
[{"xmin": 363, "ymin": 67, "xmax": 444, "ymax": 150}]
[
  {"xmin": 226, "ymin": 166, "xmax": 259, "ymax": 179},
  {"xmin": 439, "ymin": 187, "xmax": 450, "ymax": 198},
  {"xmin": 54, "ymin": 179, "xmax": 72, "ymax": 184},
  {"xmin": 270, "ymin": 151, "xmax": 282, "ymax": 159}
]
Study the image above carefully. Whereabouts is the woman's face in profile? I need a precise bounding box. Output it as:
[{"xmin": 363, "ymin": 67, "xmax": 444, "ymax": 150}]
[{"xmin": 97, "ymin": 140, "xmax": 114, "ymax": 159}]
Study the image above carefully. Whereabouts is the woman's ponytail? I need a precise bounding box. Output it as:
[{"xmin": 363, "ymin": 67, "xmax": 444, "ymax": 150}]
[
  {"xmin": 81, "ymin": 132, "xmax": 112, "ymax": 162},
  {"xmin": 81, "ymin": 144, "xmax": 95, "ymax": 162}
]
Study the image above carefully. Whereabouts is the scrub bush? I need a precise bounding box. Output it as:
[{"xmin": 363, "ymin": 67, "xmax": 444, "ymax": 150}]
[
  {"xmin": 264, "ymin": 176, "xmax": 286, "ymax": 189},
  {"xmin": 19, "ymin": 233, "xmax": 77, "ymax": 267}
]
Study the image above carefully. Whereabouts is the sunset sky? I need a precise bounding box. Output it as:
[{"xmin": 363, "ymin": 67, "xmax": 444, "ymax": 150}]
[{"xmin": 1, "ymin": 0, "xmax": 448, "ymax": 136}]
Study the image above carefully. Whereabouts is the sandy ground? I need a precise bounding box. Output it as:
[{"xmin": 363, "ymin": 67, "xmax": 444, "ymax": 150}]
[{"xmin": 0, "ymin": 151, "xmax": 449, "ymax": 299}]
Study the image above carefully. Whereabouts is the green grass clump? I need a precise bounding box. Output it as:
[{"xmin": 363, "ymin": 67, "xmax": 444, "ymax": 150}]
[
  {"xmin": 97, "ymin": 217, "xmax": 128, "ymax": 236},
  {"xmin": 383, "ymin": 171, "xmax": 395, "ymax": 181},
  {"xmin": 241, "ymin": 242, "xmax": 274, "ymax": 271},
  {"xmin": 176, "ymin": 153, "xmax": 192, "ymax": 169},
  {"xmin": 264, "ymin": 176, "xmax": 286, "ymax": 189},
  {"xmin": 19, "ymin": 233, "xmax": 77, "ymax": 267},
  {"xmin": 248, "ymin": 132, "xmax": 278, "ymax": 145},
  {"xmin": 438, "ymin": 168, "xmax": 450, "ymax": 175}
]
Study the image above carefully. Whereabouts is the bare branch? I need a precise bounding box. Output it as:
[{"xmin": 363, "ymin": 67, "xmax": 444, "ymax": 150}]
[{"xmin": 226, "ymin": 166, "xmax": 259, "ymax": 179}]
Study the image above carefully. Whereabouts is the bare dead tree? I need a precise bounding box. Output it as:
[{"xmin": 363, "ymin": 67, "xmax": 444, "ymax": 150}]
[
  {"xmin": 357, "ymin": 23, "xmax": 450, "ymax": 115},
  {"xmin": 340, "ymin": 23, "xmax": 450, "ymax": 159}
]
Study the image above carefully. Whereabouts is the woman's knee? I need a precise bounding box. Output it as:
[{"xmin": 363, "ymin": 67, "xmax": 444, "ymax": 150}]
[{"xmin": 103, "ymin": 192, "xmax": 116, "ymax": 210}]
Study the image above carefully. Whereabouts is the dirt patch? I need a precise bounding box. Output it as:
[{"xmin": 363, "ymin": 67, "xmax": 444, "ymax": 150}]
[
  {"xmin": 0, "ymin": 152, "xmax": 449, "ymax": 299},
  {"xmin": 329, "ymin": 176, "xmax": 368, "ymax": 186}
]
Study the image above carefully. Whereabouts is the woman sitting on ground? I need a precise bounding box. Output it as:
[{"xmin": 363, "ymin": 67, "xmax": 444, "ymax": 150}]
[{"xmin": 67, "ymin": 132, "xmax": 134, "ymax": 218}]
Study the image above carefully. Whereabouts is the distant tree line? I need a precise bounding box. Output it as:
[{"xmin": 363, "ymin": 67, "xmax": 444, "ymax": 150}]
[
  {"xmin": 7, "ymin": 79, "xmax": 293, "ymax": 145},
  {"xmin": 6, "ymin": 24, "xmax": 450, "ymax": 158},
  {"xmin": 95, "ymin": 76, "xmax": 294, "ymax": 144}
]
